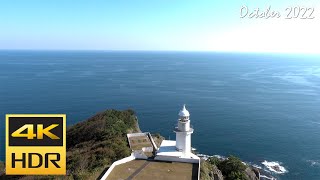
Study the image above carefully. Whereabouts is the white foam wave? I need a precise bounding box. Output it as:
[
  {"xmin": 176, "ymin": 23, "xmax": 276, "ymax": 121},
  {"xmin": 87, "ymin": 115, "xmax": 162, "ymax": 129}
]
[
  {"xmin": 307, "ymin": 160, "xmax": 320, "ymax": 167},
  {"xmin": 260, "ymin": 174, "xmax": 276, "ymax": 180},
  {"xmin": 262, "ymin": 160, "xmax": 288, "ymax": 174},
  {"xmin": 196, "ymin": 154, "xmax": 226, "ymax": 160},
  {"xmin": 252, "ymin": 164, "xmax": 263, "ymax": 169},
  {"xmin": 251, "ymin": 162, "xmax": 277, "ymax": 179},
  {"xmin": 212, "ymin": 154, "xmax": 226, "ymax": 160}
]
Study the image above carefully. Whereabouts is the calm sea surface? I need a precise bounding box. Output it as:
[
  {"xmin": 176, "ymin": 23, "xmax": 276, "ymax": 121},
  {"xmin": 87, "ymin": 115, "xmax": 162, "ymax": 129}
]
[{"xmin": 0, "ymin": 51, "xmax": 319, "ymax": 179}]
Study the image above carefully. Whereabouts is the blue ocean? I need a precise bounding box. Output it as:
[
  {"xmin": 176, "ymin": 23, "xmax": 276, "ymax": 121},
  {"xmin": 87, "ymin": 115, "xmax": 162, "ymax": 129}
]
[{"xmin": 0, "ymin": 51, "xmax": 319, "ymax": 179}]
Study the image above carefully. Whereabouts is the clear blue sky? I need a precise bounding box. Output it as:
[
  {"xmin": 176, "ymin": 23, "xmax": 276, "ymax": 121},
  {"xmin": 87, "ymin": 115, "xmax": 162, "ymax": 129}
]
[{"xmin": 0, "ymin": 0, "xmax": 319, "ymax": 53}]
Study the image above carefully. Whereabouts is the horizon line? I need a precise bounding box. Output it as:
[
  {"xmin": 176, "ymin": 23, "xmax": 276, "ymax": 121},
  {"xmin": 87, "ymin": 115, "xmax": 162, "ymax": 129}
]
[{"xmin": 0, "ymin": 49, "xmax": 319, "ymax": 56}]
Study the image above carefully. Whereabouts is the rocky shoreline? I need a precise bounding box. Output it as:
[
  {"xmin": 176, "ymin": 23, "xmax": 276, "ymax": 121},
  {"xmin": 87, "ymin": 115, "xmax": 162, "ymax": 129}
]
[
  {"xmin": 198, "ymin": 154, "xmax": 282, "ymax": 180},
  {"xmin": 199, "ymin": 154, "xmax": 260, "ymax": 180}
]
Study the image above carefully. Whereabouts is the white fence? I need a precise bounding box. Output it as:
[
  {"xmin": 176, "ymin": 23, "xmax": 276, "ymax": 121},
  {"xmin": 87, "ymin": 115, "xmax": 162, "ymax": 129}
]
[
  {"xmin": 147, "ymin": 132, "xmax": 159, "ymax": 150},
  {"xmin": 100, "ymin": 155, "xmax": 135, "ymax": 180}
]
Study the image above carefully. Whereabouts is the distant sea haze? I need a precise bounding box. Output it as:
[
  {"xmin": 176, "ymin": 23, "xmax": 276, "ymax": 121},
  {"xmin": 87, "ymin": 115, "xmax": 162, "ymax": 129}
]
[{"xmin": 0, "ymin": 51, "xmax": 320, "ymax": 179}]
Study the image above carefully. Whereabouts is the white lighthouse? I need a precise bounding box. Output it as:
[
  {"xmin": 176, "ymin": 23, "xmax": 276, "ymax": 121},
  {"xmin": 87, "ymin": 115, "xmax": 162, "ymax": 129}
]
[
  {"xmin": 174, "ymin": 104, "xmax": 194, "ymax": 155},
  {"xmin": 155, "ymin": 104, "xmax": 199, "ymax": 163}
]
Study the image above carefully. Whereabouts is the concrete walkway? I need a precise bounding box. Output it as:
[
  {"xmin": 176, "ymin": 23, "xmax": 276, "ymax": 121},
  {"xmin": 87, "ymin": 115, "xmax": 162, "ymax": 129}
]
[{"xmin": 126, "ymin": 161, "xmax": 150, "ymax": 180}]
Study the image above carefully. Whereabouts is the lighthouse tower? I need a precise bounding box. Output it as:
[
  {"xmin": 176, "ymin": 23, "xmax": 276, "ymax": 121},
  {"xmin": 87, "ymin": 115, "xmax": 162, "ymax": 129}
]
[
  {"xmin": 155, "ymin": 104, "xmax": 199, "ymax": 163},
  {"xmin": 174, "ymin": 104, "xmax": 194, "ymax": 155}
]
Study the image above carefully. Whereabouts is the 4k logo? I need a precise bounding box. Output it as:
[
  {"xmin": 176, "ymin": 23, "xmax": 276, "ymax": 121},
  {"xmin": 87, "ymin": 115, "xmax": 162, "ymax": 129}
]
[
  {"xmin": 6, "ymin": 114, "xmax": 66, "ymax": 175},
  {"xmin": 11, "ymin": 124, "xmax": 60, "ymax": 139}
]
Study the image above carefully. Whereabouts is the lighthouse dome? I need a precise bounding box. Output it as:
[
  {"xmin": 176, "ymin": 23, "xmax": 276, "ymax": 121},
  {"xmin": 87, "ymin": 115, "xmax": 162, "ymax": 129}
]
[{"xmin": 179, "ymin": 104, "xmax": 190, "ymax": 117}]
